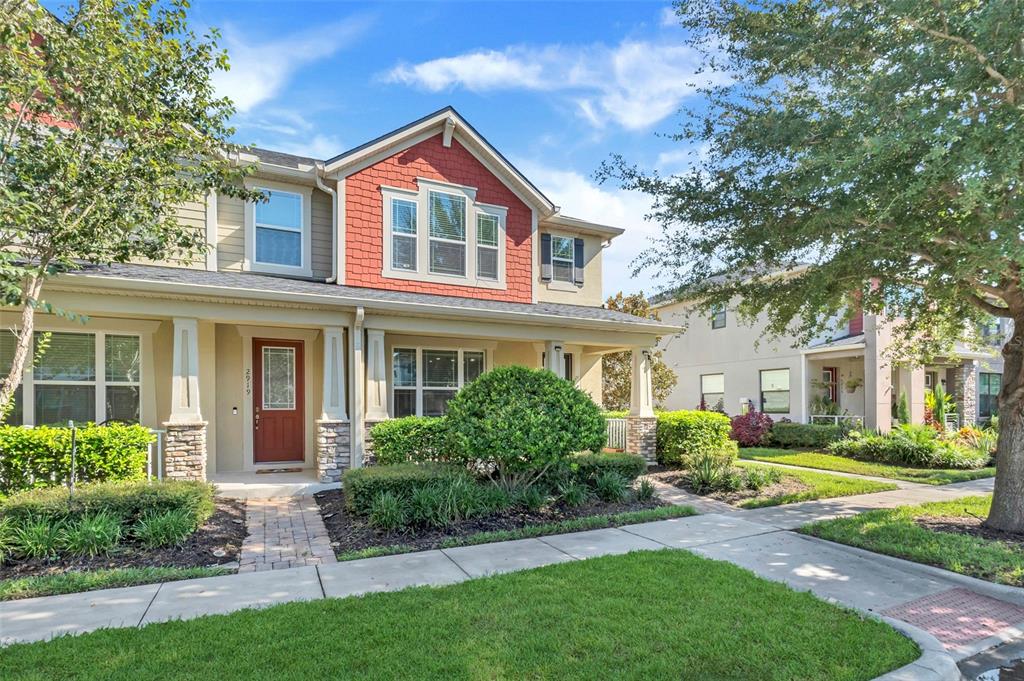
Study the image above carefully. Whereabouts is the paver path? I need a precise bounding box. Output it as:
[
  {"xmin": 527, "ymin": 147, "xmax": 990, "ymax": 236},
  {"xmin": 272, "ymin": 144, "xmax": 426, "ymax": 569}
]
[
  {"xmin": 239, "ymin": 497, "xmax": 336, "ymax": 572},
  {"xmin": 3, "ymin": 475, "xmax": 1018, "ymax": 677}
]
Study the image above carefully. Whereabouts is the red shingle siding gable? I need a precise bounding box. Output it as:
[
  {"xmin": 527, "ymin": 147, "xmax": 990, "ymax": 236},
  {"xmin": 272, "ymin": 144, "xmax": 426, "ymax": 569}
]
[{"xmin": 344, "ymin": 134, "xmax": 533, "ymax": 302}]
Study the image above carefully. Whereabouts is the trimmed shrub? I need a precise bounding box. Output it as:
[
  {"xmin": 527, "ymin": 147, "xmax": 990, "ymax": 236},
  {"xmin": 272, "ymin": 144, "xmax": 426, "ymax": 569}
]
[
  {"xmin": 0, "ymin": 423, "xmax": 154, "ymax": 495},
  {"xmin": 571, "ymin": 452, "xmax": 647, "ymax": 483},
  {"xmin": 656, "ymin": 410, "xmax": 732, "ymax": 466},
  {"xmin": 445, "ymin": 366, "xmax": 606, "ymax": 488},
  {"xmin": 770, "ymin": 423, "xmax": 843, "ymax": 449},
  {"xmin": 342, "ymin": 463, "xmax": 466, "ymax": 515},
  {"xmin": 0, "ymin": 480, "xmax": 214, "ymax": 528},
  {"xmin": 369, "ymin": 417, "xmax": 462, "ymax": 466},
  {"xmin": 828, "ymin": 425, "xmax": 990, "ymax": 469},
  {"xmin": 730, "ymin": 411, "xmax": 774, "ymax": 447}
]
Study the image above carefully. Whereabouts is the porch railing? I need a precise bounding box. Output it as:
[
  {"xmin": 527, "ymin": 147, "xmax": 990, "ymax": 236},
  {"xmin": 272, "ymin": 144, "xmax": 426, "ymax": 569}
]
[
  {"xmin": 147, "ymin": 429, "xmax": 165, "ymax": 481},
  {"xmin": 809, "ymin": 414, "xmax": 864, "ymax": 428},
  {"xmin": 606, "ymin": 418, "xmax": 627, "ymax": 451}
]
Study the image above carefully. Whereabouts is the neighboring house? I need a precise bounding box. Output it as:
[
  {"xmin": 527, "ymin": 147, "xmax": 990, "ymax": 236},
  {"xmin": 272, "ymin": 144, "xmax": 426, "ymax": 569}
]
[
  {"xmin": 0, "ymin": 107, "xmax": 672, "ymax": 482},
  {"xmin": 654, "ymin": 281, "xmax": 1006, "ymax": 431}
]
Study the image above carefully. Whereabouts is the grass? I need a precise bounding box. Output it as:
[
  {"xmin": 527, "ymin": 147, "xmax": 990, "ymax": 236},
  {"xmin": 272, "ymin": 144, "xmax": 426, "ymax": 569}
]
[
  {"xmin": 0, "ymin": 550, "xmax": 918, "ymax": 681},
  {"xmin": 336, "ymin": 505, "xmax": 698, "ymax": 561},
  {"xmin": 801, "ymin": 495, "xmax": 1024, "ymax": 586},
  {"xmin": 734, "ymin": 461, "xmax": 897, "ymax": 508},
  {"xmin": 0, "ymin": 566, "xmax": 234, "ymax": 601},
  {"xmin": 740, "ymin": 447, "xmax": 996, "ymax": 485}
]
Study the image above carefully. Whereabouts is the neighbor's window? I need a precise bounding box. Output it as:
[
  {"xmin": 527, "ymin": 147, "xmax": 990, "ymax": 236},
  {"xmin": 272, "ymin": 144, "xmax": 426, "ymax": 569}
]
[
  {"xmin": 390, "ymin": 198, "xmax": 418, "ymax": 271},
  {"xmin": 392, "ymin": 347, "xmax": 486, "ymax": 418},
  {"xmin": 2, "ymin": 330, "xmax": 141, "ymax": 426},
  {"xmin": 760, "ymin": 368, "xmax": 790, "ymax": 414},
  {"xmin": 551, "ymin": 235, "xmax": 574, "ymax": 282},
  {"xmin": 711, "ymin": 304, "xmax": 726, "ymax": 329},
  {"xmin": 254, "ymin": 189, "xmax": 304, "ymax": 268},
  {"xmin": 476, "ymin": 213, "xmax": 499, "ymax": 280},
  {"xmin": 979, "ymin": 372, "xmax": 1001, "ymax": 421},
  {"xmin": 701, "ymin": 373, "xmax": 724, "ymax": 410},
  {"xmin": 428, "ymin": 191, "xmax": 467, "ymax": 276}
]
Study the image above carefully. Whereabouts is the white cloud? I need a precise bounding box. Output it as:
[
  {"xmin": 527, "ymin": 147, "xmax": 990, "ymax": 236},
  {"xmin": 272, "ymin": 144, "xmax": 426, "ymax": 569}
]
[
  {"xmin": 384, "ymin": 40, "xmax": 720, "ymax": 130},
  {"xmin": 254, "ymin": 133, "xmax": 344, "ymax": 160},
  {"xmin": 660, "ymin": 6, "xmax": 679, "ymax": 27},
  {"xmin": 513, "ymin": 159, "xmax": 667, "ymax": 298},
  {"xmin": 214, "ymin": 16, "xmax": 373, "ymax": 113}
]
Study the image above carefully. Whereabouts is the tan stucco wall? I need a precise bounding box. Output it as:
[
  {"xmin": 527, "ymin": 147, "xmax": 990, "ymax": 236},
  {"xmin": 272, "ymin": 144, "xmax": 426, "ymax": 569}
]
[
  {"xmin": 534, "ymin": 227, "xmax": 605, "ymax": 307},
  {"xmin": 214, "ymin": 324, "xmax": 244, "ymax": 473}
]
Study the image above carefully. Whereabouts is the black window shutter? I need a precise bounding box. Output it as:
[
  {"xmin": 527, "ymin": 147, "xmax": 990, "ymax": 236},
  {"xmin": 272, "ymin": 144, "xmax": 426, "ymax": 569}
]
[
  {"xmin": 540, "ymin": 233, "xmax": 552, "ymax": 281},
  {"xmin": 573, "ymin": 238, "xmax": 585, "ymax": 285}
]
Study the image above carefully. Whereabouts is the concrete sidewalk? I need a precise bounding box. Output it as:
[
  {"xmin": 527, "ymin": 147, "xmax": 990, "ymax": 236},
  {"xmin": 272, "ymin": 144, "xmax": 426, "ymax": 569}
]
[{"xmin": 1, "ymin": 475, "xmax": 1017, "ymax": 680}]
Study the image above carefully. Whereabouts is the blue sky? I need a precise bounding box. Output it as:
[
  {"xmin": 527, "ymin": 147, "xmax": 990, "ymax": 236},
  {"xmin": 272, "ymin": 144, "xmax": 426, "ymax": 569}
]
[{"xmin": 156, "ymin": 2, "xmax": 715, "ymax": 298}]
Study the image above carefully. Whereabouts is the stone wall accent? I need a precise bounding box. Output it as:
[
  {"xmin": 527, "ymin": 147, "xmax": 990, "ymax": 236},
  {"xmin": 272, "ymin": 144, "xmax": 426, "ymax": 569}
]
[
  {"xmin": 162, "ymin": 421, "xmax": 207, "ymax": 481},
  {"xmin": 951, "ymin": 360, "xmax": 978, "ymax": 427},
  {"xmin": 362, "ymin": 419, "xmax": 386, "ymax": 467},
  {"xmin": 626, "ymin": 416, "xmax": 658, "ymax": 465},
  {"xmin": 315, "ymin": 420, "xmax": 351, "ymax": 483}
]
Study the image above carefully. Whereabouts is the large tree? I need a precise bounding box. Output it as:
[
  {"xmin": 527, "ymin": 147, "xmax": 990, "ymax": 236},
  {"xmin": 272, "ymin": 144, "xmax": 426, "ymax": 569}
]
[
  {"xmin": 601, "ymin": 1, "xmax": 1024, "ymax": 529},
  {"xmin": 602, "ymin": 292, "xmax": 678, "ymax": 410},
  {"xmin": 0, "ymin": 0, "xmax": 258, "ymax": 415}
]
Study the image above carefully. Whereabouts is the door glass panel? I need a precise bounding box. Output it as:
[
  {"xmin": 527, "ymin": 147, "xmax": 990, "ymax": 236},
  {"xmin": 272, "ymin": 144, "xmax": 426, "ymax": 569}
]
[
  {"xmin": 35, "ymin": 332, "xmax": 95, "ymax": 381},
  {"xmin": 423, "ymin": 350, "xmax": 458, "ymax": 387},
  {"xmin": 35, "ymin": 385, "xmax": 95, "ymax": 425},
  {"xmin": 262, "ymin": 347, "xmax": 296, "ymax": 409}
]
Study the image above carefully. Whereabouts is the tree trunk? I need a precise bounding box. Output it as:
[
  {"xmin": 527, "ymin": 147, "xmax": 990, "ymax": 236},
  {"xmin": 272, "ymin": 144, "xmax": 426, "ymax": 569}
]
[
  {"xmin": 984, "ymin": 317, "xmax": 1024, "ymax": 532},
  {"xmin": 0, "ymin": 274, "xmax": 43, "ymax": 420}
]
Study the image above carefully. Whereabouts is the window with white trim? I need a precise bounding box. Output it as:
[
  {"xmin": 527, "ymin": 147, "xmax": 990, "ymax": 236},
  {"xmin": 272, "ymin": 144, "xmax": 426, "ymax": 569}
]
[
  {"xmin": 700, "ymin": 373, "xmax": 724, "ymax": 411},
  {"xmin": 1, "ymin": 330, "xmax": 141, "ymax": 426},
  {"xmin": 760, "ymin": 368, "xmax": 790, "ymax": 414},
  {"xmin": 391, "ymin": 347, "xmax": 486, "ymax": 418},
  {"xmin": 255, "ymin": 189, "xmax": 303, "ymax": 267},
  {"xmin": 551, "ymin": 235, "xmax": 575, "ymax": 283},
  {"xmin": 381, "ymin": 179, "xmax": 507, "ymax": 289}
]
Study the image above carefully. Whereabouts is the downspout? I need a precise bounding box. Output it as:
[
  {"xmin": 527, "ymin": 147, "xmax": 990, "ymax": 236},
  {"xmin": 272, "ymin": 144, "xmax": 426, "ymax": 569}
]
[{"xmin": 314, "ymin": 161, "xmax": 338, "ymax": 284}]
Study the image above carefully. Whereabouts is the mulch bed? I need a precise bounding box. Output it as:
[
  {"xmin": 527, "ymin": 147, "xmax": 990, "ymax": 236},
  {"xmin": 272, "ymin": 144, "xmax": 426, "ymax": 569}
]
[
  {"xmin": 647, "ymin": 469, "xmax": 810, "ymax": 506},
  {"xmin": 915, "ymin": 514, "xmax": 1024, "ymax": 549},
  {"xmin": 0, "ymin": 498, "xmax": 247, "ymax": 580},
  {"xmin": 314, "ymin": 488, "xmax": 667, "ymax": 555}
]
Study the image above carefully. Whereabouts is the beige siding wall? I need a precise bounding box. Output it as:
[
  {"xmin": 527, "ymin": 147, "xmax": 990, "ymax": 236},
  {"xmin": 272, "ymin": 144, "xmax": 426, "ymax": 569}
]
[
  {"xmin": 132, "ymin": 198, "xmax": 209, "ymax": 270},
  {"xmin": 310, "ymin": 189, "xmax": 333, "ymax": 280},
  {"xmin": 215, "ymin": 324, "xmax": 245, "ymax": 473},
  {"xmin": 534, "ymin": 228, "xmax": 605, "ymax": 307}
]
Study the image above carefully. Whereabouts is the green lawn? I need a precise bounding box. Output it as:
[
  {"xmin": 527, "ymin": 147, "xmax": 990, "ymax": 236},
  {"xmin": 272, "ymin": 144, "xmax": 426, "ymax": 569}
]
[
  {"xmin": 0, "ymin": 566, "xmax": 233, "ymax": 601},
  {"xmin": 0, "ymin": 550, "xmax": 918, "ymax": 681},
  {"xmin": 801, "ymin": 495, "xmax": 1024, "ymax": 586},
  {"xmin": 734, "ymin": 461, "xmax": 897, "ymax": 508},
  {"xmin": 740, "ymin": 447, "xmax": 996, "ymax": 485}
]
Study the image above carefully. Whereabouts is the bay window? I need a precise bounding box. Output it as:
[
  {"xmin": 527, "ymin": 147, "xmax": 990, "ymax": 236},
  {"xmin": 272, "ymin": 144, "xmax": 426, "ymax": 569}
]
[
  {"xmin": 391, "ymin": 198, "xmax": 418, "ymax": 271},
  {"xmin": 476, "ymin": 213, "xmax": 499, "ymax": 280},
  {"xmin": 1, "ymin": 330, "xmax": 141, "ymax": 426},
  {"xmin": 391, "ymin": 347, "xmax": 486, "ymax": 417},
  {"xmin": 428, "ymin": 191, "xmax": 467, "ymax": 276}
]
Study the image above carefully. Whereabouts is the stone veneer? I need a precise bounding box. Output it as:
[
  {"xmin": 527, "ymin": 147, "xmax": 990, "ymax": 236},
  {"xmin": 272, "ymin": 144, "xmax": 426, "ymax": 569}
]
[
  {"xmin": 626, "ymin": 416, "xmax": 658, "ymax": 465},
  {"xmin": 162, "ymin": 421, "xmax": 207, "ymax": 481},
  {"xmin": 315, "ymin": 420, "xmax": 351, "ymax": 483},
  {"xmin": 362, "ymin": 420, "xmax": 386, "ymax": 467},
  {"xmin": 951, "ymin": 360, "xmax": 978, "ymax": 427}
]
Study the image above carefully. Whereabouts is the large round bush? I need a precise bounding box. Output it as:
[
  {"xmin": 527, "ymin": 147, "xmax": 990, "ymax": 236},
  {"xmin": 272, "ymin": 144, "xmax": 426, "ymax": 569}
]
[{"xmin": 444, "ymin": 365, "xmax": 606, "ymax": 487}]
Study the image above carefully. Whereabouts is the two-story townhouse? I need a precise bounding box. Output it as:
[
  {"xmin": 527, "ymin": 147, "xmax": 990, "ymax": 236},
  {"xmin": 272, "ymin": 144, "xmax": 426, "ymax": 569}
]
[
  {"xmin": 0, "ymin": 107, "xmax": 673, "ymax": 488},
  {"xmin": 654, "ymin": 271, "xmax": 1005, "ymax": 431}
]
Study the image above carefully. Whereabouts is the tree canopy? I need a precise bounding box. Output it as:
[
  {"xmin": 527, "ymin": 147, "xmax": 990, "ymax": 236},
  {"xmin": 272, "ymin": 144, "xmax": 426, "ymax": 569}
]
[{"xmin": 602, "ymin": 292, "xmax": 678, "ymax": 411}]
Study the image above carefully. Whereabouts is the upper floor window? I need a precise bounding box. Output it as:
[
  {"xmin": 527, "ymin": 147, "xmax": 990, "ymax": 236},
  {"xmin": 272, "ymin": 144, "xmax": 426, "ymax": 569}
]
[
  {"xmin": 552, "ymin": 236, "xmax": 575, "ymax": 282},
  {"xmin": 540, "ymin": 233, "xmax": 585, "ymax": 287},
  {"xmin": 382, "ymin": 179, "xmax": 506, "ymax": 289},
  {"xmin": 245, "ymin": 180, "xmax": 313, "ymax": 277},
  {"xmin": 711, "ymin": 303, "xmax": 727, "ymax": 329}
]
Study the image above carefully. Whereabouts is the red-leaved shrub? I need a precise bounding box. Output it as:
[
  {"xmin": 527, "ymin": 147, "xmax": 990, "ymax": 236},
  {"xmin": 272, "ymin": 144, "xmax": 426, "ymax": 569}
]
[{"xmin": 730, "ymin": 411, "xmax": 774, "ymax": 447}]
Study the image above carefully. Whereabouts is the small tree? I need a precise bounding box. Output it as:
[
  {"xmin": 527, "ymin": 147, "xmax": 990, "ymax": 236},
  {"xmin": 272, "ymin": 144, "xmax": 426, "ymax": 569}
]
[
  {"xmin": 601, "ymin": 292, "xmax": 678, "ymax": 410},
  {"xmin": 897, "ymin": 393, "xmax": 911, "ymax": 425},
  {"xmin": 445, "ymin": 366, "xmax": 606, "ymax": 490},
  {"xmin": 0, "ymin": 0, "xmax": 260, "ymax": 416},
  {"xmin": 602, "ymin": 1, "xmax": 1024, "ymax": 531}
]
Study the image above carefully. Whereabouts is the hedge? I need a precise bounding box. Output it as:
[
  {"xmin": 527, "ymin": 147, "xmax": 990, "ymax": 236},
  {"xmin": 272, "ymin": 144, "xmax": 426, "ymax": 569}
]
[
  {"xmin": 655, "ymin": 410, "xmax": 732, "ymax": 466},
  {"xmin": 0, "ymin": 479, "xmax": 214, "ymax": 527},
  {"xmin": 571, "ymin": 452, "xmax": 647, "ymax": 483},
  {"xmin": 342, "ymin": 463, "xmax": 467, "ymax": 515},
  {"xmin": 828, "ymin": 427, "xmax": 990, "ymax": 470},
  {"xmin": 369, "ymin": 417, "xmax": 461, "ymax": 466},
  {"xmin": 771, "ymin": 423, "xmax": 844, "ymax": 449},
  {"xmin": 0, "ymin": 424, "xmax": 154, "ymax": 495}
]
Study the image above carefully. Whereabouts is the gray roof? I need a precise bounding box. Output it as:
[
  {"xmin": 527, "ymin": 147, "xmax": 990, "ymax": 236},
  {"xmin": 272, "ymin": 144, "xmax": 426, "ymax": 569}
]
[
  {"xmin": 66, "ymin": 263, "xmax": 672, "ymax": 331},
  {"xmin": 249, "ymin": 147, "xmax": 319, "ymax": 168}
]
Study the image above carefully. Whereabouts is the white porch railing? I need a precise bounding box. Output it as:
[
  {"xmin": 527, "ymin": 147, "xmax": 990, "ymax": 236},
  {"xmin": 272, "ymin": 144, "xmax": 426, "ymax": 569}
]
[
  {"xmin": 606, "ymin": 418, "xmax": 627, "ymax": 450},
  {"xmin": 809, "ymin": 414, "xmax": 864, "ymax": 427}
]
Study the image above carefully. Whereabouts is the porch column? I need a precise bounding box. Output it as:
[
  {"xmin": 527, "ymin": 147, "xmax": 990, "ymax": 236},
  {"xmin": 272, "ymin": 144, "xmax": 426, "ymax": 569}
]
[
  {"xmin": 627, "ymin": 348, "xmax": 657, "ymax": 465},
  {"xmin": 316, "ymin": 327, "xmax": 350, "ymax": 483},
  {"xmin": 544, "ymin": 340, "xmax": 565, "ymax": 378},
  {"xmin": 350, "ymin": 316, "xmax": 366, "ymax": 468},
  {"xmin": 897, "ymin": 366, "xmax": 926, "ymax": 425},
  {"xmin": 952, "ymin": 360, "xmax": 978, "ymax": 426},
  {"xmin": 365, "ymin": 329, "xmax": 388, "ymax": 421},
  {"xmin": 164, "ymin": 317, "xmax": 207, "ymax": 481},
  {"xmin": 864, "ymin": 314, "xmax": 893, "ymax": 433}
]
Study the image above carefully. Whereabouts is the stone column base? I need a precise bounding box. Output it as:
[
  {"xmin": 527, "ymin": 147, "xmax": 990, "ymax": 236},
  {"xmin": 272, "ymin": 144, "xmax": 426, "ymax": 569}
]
[
  {"xmin": 362, "ymin": 419, "xmax": 387, "ymax": 467},
  {"xmin": 316, "ymin": 420, "xmax": 351, "ymax": 483},
  {"xmin": 162, "ymin": 421, "xmax": 208, "ymax": 481},
  {"xmin": 626, "ymin": 416, "xmax": 658, "ymax": 465}
]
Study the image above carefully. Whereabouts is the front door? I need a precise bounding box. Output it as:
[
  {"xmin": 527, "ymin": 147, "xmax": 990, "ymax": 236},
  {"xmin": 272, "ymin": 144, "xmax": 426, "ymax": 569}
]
[{"xmin": 253, "ymin": 338, "xmax": 305, "ymax": 463}]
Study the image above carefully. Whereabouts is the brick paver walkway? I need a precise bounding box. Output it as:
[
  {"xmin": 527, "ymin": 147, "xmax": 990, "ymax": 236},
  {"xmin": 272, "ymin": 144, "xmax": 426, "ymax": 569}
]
[
  {"xmin": 883, "ymin": 587, "xmax": 1024, "ymax": 648},
  {"xmin": 239, "ymin": 497, "xmax": 336, "ymax": 572}
]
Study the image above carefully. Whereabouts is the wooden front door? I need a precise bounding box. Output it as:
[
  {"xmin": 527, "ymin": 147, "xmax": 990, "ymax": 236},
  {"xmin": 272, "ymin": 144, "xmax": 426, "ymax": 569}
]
[{"xmin": 253, "ymin": 338, "xmax": 304, "ymax": 463}]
